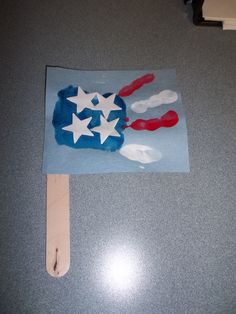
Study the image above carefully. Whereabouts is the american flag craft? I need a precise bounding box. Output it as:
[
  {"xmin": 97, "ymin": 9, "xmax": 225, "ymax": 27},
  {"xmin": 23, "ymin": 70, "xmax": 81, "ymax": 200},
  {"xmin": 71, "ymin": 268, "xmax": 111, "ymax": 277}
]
[
  {"xmin": 43, "ymin": 68, "xmax": 189, "ymax": 174},
  {"xmin": 52, "ymin": 73, "xmax": 179, "ymax": 153},
  {"xmin": 44, "ymin": 68, "xmax": 189, "ymax": 277}
]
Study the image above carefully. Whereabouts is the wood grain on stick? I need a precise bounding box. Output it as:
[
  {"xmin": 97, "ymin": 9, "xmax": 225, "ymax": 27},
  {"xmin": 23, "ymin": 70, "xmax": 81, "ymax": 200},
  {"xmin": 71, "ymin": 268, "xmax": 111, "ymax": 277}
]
[{"xmin": 46, "ymin": 174, "xmax": 70, "ymax": 277}]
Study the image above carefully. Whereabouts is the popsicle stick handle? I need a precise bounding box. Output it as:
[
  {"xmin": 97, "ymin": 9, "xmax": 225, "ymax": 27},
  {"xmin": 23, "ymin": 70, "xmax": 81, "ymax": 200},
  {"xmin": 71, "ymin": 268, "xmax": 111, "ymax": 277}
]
[{"xmin": 46, "ymin": 174, "xmax": 70, "ymax": 277}]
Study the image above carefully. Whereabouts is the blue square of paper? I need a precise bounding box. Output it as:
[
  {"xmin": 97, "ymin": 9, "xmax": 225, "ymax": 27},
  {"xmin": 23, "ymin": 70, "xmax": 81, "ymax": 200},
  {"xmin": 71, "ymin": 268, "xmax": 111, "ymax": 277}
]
[{"xmin": 43, "ymin": 67, "xmax": 189, "ymax": 174}]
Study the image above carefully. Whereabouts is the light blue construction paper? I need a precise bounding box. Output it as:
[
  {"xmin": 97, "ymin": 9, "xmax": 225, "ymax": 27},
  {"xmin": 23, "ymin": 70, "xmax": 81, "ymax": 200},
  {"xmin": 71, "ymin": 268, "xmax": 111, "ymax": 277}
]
[{"xmin": 43, "ymin": 67, "xmax": 189, "ymax": 174}]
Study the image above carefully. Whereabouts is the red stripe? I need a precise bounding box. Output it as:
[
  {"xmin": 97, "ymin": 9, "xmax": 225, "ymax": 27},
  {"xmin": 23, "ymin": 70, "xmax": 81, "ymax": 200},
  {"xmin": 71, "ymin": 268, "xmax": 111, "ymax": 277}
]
[
  {"xmin": 118, "ymin": 73, "xmax": 155, "ymax": 97},
  {"xmin": 125, "ymin": 110, "xmax": 179, "ymax": 131}
]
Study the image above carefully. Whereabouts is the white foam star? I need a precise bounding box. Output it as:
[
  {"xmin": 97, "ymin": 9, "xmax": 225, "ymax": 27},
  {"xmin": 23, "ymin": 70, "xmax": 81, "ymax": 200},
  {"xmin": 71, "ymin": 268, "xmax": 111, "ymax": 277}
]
[
  {"xmin": 95, "ymin": 93, "xmax": 122, "ymax": 119},
  {"xmin": 91, "ymin": 116, "xmax": 121, "ymax": 144},
  {"xmin": 62, "ymin": 113, "xmax": 94, "ymax": 143},
  {"xmin": 67, "ymin": 87, "xmax": 97, "ymax": 113}
]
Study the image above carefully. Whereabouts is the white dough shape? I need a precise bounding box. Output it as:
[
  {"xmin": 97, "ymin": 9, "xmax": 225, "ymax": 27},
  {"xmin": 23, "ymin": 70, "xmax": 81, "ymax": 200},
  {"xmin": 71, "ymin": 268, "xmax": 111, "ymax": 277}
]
[
  {"xmin": 119, "ymin": 144, "xmax": 162, "ymax": 164},
  {"xmin": 130, "ymin": 90, "xmax": 178, "ymax": 113},
  {"xmin": 91, "ymin": 116, "xmax": 121, "ymax": 144},
  {"xmin": 62, "ymin": 113, "xmax": 94, "ymax": 143}
]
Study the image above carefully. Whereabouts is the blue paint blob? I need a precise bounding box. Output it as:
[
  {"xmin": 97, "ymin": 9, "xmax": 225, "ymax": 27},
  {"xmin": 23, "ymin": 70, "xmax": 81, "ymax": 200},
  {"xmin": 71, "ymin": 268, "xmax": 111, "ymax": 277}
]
[{"xmin": 52, "ymin": 86, "xmax": 127, "ymax": 151}]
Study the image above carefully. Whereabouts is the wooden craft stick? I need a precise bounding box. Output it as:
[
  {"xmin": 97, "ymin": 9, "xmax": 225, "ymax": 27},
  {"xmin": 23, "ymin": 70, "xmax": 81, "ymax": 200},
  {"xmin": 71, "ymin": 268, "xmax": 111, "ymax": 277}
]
[{"xmin": 46, "ymin": 174, "xmax": 70, "ymax": 277}]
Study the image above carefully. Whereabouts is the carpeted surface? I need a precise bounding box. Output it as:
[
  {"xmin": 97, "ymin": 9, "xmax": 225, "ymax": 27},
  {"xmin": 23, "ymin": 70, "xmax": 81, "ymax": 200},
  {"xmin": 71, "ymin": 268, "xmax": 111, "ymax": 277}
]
[{"xmin": 0, "ymin": 1, "xmax": 235, "ymax": 313}]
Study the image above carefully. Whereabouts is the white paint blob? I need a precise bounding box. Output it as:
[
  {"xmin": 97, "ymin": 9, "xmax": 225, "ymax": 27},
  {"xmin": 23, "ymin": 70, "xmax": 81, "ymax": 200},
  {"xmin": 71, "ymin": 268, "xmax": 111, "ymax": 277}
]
[
  {"xmin": 119, "ymin": 144, "xmax": 162, "ymax": 164},
  {"xmin": 130, "ymin": 89, "xmax": 178, "ymax": 113}
]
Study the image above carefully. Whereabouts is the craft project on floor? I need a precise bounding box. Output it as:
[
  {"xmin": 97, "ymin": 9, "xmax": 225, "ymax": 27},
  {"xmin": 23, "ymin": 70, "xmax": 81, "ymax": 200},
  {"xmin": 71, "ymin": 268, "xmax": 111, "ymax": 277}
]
[
  {"xmin": 43, "ymin": 67, "xmax": 189, "ymax": 277},
  {"xmin": 43, "ymin": 67, "xmax": 189, "ymax": 174}
]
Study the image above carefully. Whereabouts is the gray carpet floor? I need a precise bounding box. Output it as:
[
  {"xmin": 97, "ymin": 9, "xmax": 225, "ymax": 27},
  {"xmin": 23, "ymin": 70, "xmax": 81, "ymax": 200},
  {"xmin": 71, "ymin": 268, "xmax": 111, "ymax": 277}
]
[{"xmin": 0, "ymin": 1, "xmax": 236, "ymax": 313}]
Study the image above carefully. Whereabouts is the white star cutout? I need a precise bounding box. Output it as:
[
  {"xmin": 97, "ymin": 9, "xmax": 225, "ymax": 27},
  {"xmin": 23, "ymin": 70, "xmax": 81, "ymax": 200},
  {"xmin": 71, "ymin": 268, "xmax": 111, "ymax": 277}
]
[
  {"xmin": 62, "ymin": 113, "xmax": 94, "ymax": 143},
  {"xmin": 95, "ymin": 93, "xmax": 122, "ymax": 119},
  {"xmin": 91, "ymin": 116, "xmax": 121, "ymax": 144},
  {"xmin": 67, "ymin": 87, "xmax": 98, "ymax": 113}
]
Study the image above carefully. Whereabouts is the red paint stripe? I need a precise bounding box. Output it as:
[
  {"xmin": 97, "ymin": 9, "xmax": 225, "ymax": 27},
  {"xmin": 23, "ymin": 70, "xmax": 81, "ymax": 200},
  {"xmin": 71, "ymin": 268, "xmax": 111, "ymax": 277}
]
[
  {"xmin": 118, "ymin": 73, "xmax": 155, "ymax": 97},
  {"xmin": 125, "ymin": 110, "xmax": 179, "ymax": 131}
]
